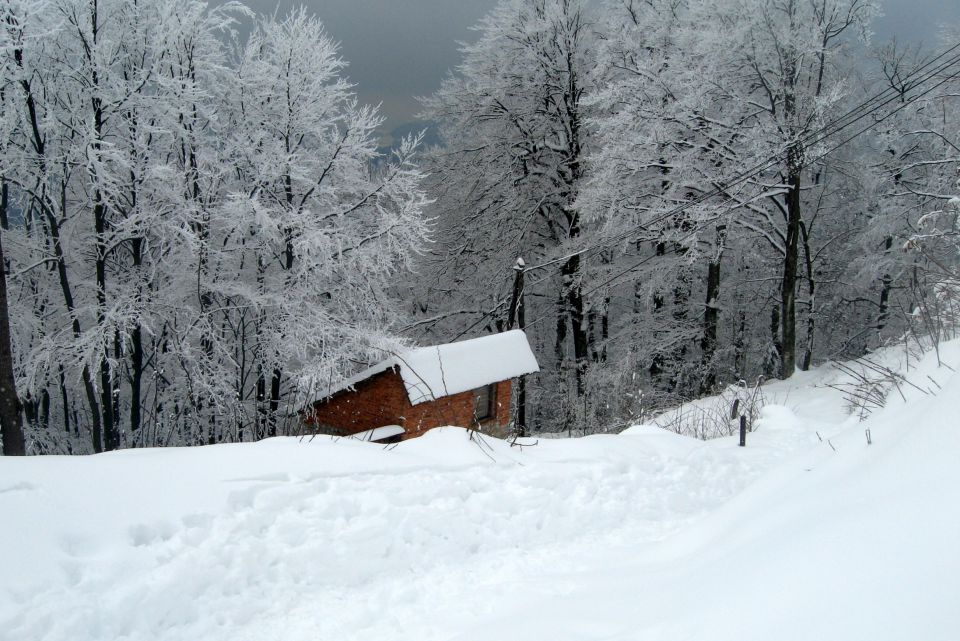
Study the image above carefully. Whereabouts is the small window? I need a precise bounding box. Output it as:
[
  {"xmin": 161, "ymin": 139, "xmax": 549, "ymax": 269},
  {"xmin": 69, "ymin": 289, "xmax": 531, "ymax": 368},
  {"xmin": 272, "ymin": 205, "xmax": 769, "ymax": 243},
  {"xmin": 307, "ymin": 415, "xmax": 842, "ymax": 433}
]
[{"xmin": 473, "ymin": 384, "xmax": 496, "ymax": 422}]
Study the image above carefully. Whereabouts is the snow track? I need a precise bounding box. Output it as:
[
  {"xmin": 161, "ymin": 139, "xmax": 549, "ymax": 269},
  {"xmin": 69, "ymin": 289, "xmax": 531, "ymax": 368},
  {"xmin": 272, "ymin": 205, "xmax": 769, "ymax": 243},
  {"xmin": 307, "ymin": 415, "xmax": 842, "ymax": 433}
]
[
  {"xmin": 1, "ymin": 425, "xmax": 810, "ymax": 641},
  {"xmin": 4, "ymin": 344, "xmax": 959, "ymax": 641}
]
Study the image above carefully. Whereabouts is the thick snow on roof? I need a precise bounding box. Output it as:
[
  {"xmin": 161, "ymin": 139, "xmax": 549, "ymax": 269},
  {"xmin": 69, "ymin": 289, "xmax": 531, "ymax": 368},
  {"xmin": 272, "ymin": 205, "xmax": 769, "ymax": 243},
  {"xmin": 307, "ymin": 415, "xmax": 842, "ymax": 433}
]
[
  {"xmin": 325, "ymin": 330, "xmax": 540, "ymax": 406},
  {"xmin": 398, "ymin": 330, "xmax": 540, "ymax": 404}
]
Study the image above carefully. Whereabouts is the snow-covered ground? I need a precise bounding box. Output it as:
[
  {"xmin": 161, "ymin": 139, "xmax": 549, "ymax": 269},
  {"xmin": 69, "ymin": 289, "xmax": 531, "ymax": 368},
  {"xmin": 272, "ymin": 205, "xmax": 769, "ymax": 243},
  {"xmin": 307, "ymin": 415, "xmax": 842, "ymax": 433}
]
[{"xmin": 2, "ymin": 342, "xmax": 959, "ymax": 641}]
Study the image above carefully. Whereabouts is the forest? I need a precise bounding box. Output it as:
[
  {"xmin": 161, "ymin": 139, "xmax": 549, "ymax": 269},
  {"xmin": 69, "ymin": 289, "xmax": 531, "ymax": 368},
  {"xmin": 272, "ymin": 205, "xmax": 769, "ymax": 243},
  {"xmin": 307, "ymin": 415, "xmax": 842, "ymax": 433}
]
[{"xmin": 1, "ymin": 0, "xmax": 958, "ymax": 455}]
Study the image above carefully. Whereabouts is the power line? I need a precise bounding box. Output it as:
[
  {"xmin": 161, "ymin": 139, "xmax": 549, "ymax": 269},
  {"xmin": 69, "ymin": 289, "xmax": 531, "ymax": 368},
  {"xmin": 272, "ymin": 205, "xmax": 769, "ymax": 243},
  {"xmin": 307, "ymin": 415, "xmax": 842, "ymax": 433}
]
[
  {"xmin": 521, "ymin": 62, "xmax": 960, "ymax": 332},
  {"xmin": 450, "ymin": 41, "xmax": 960, "ymax": 338},
  {"xmin": 527, "ymin": 40, "xmax": 960, "ymax": 274}
]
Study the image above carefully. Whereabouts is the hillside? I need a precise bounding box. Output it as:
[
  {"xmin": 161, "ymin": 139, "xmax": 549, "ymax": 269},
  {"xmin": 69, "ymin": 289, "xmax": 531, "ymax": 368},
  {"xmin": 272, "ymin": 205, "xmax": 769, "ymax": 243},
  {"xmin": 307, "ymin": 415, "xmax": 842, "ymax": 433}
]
[{"xmin": 1, "ymin": 342, "xmax": 959, "ymax": 641}]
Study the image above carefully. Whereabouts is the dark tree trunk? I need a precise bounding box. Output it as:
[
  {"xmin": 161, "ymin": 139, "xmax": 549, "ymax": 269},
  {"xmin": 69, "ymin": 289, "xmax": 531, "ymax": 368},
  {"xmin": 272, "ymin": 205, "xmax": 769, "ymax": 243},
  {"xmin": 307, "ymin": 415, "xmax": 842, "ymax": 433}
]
[
  {"xmin": 670, "ymin": 239, "xmax": 691, "ymax": 393},
  {"xmin": 0, "ymin": 180, "xmax": 8, "ymax": 230},
  {"xmin": 87, "ymin": 1, "xmax": 117, "ymax": 450},
  {"xmin": 734, "ymin": 309, "xmax": 747, "ymax": 380},
  {"xmin": 799, "ymin": 222, "xmax": 815, "ymax": 371},
  {"xmin": 558, "ymin": 19, "xmax": 588, "ymax": 400},
  {"xmin": 13, "ymin": 44, "xmax": 103, "ymax": 451},
  {"xmin": 562, "ymin": 252, "xmax": 588, "ymax": 397},
  {"xmin": 649, "ymin": 241, "xmax": 666, "ymax": 380},
  {"xmin": 267, "ymin": 369, "xmax": 282, "ymax": 439},
  {"xmin": 599, "ymin": 296, "xmax": 609, "ymax": 364},
  {"xmin": 265, "ymin": 170, "xmax": 298, "ymax": 440},
  {"xmin": 878, "ymin": 236, "xmax": 894, "ymax": 331},
  {"xmin": 555, "ymin": 291, "xmax": 567, "ymax": 367},
  {"xmin": 39, "ymin": 388, "xmax": 50, "ymax": 430},
  {"xmin": 780, "ymin": 160, "xmax": 802, "ymax": 379},
  {"xmin": 58, "ymin": 364, "xmax": 70, "ymax": 435},
  {"xmin": 554, "ymin": 289, "xmax": 570, "ymax": 432},
  {"xmin": 767, "ymin": 305, "xmax": 782, "ymax": 380},
  {"xmin": 129, "ymin": 236, "xmax": 144, "ymax": 437},
  {"xmin": 507, "ymin": 259, "xmax": 527, "ymax": 436},
  {"xmin": 255, "ymin": 371, "xmax": 267, "ymax": 441},
  {"xmin": 701, "ymin": 262, "xmax": 721, "ymax": 380},
  {"xmin": 588, "ymin": 305, "xmax": 598, "ymax": 362},
  {"xmin": 700, "ymin": 225, "xmax": 726, "ymax": 394},
  {"xmin": 0, "ymin": 194, "xmax": 25, "ymax": 455},
  {"xmin": 779, "ymin": 33, "xmax": 802, "ymax": 380},
  {"xmin": 52, "ymin": 202, "xmax": 103, "ymax": 453}
]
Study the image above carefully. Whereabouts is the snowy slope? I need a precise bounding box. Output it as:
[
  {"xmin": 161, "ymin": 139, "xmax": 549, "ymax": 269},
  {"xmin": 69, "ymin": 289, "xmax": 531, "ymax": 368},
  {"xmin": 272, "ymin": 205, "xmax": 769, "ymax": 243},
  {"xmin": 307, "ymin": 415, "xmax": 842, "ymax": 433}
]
[
  {"xmin": 2, "ymin": 342, "xmax": 959, "ymax": 641},
  {"xmin": 464, "ymin": 343, "xmax": 960, "ymax": 641}
]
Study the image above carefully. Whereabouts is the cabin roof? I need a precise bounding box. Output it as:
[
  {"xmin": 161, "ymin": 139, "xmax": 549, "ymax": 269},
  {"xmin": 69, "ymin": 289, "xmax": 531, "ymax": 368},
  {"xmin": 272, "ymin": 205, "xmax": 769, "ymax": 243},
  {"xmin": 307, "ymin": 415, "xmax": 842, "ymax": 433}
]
[{"xmin": 321, "ymin": 330, "xmax": 540, "ymax": 406}]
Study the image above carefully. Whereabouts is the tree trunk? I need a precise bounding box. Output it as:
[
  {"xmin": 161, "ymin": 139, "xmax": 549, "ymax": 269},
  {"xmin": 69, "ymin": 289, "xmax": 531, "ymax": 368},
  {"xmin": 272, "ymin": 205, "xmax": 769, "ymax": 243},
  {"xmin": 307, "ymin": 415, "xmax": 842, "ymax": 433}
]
[
  {"xmin": 58, "ymin": 364, "xmax": 71, "ymax": 435},
  {"xmin": 15, "ymin": 54, "xmax": 103, "ymax": 451},
  {"xmin": 877, "ymin": 236, "xmax": 894, "ymax": 331},
  {"xmin": 734, "ymin": 309, "xmax": 746, "ymax": 380},
  {"xmin": 599, "ymin": 295, "xmax": 609, "ymax": 364},
  {"xmin": 52, "ymin": 205, "xmax": 103, "ymax": 453},
  {"xmin": 562, "ymin": 252, "xmax": 588, "ymax": 397},
  {"xmin": 767, "ymin": 305, "xmax": 782, "ymax": 380},
  {"xmin": 800, "ymin": 222, "xmax": 816, "ymax": 371},
  {"xmin": 671, "ymin": 240, "xmax": 691, "ymax": 392},
  {"xmin": 554, "ymin": 290, "xmax": 569, "ymax": 433},
  {"xmin": 780, "ymin": 160, "xmax": 802, "ymax": 379},
  {"xmin": 0, "ymin": 196, "xmax": 25, "ymax": 455},
  {"xmin": 700, "ymin": 225, "xmax": 725, "ymax": 393},
  {"xmin": 87, "ymin": 1, "xmax": 118, "ymax": 450},
  {"xmin": 128, "ymin": 234, "xmax": 144, "ymax": 438},
  {"xmin": 649, "ymin": 241, "xmax": 666, "ymax": 381},
  {"xmin": 555, "ymin": 289, "xmax": 567, "ymax": 364},
  {"xmin": 559, "ymin": 27, "xmax": 588, "ymax": 400},
  {"xmin": 507, "ymin": 259, "xmax": 527, "ymax": 437},
  {"xmin": 0, "ymin": 180, "xmax": 8, "ymax": 230},
  {"xmin": 267, "ymin": 369, "xmax": 282, "ymax": 439}
]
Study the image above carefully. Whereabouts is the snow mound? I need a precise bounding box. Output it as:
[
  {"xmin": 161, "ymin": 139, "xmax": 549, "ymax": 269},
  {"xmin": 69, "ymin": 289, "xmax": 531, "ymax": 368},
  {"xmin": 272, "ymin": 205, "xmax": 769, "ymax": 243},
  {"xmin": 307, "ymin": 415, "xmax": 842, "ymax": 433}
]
[{"xmin": 2, "ymin": 341, "xmax": 959, "ymax": 641}]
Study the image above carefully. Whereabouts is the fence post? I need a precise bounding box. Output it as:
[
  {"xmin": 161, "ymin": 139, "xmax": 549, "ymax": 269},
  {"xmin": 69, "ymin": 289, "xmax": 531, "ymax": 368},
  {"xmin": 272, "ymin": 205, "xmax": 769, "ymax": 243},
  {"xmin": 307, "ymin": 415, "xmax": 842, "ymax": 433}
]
[{"xmin": 739, "ymin": 415, "xmax": 747, "ymax": 447}]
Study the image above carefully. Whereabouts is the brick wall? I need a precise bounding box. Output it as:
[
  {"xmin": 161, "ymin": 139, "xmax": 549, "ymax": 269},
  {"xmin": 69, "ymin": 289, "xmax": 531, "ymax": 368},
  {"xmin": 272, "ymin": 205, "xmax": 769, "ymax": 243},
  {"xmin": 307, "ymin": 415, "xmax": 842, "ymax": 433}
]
[{"xmin": 305, "ymin": 367, "xmax": 513, "ymax": 440}]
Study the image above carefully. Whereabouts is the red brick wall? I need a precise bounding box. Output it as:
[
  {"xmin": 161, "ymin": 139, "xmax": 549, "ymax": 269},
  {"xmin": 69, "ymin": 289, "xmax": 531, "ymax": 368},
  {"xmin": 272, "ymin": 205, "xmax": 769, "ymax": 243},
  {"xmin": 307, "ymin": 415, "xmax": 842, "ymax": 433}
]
[{"xmin": 305, "ymin": 367, "xmax": 513, "ymax": 439}]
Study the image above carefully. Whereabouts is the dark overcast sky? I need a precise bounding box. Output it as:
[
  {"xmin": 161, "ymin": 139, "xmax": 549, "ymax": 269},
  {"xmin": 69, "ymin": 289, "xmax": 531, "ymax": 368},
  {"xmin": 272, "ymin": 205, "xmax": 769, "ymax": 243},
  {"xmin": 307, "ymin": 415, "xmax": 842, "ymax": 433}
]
[
  {"xmin": 238, "ymin": 0, "xmax": 498, "ymax": 138},
  {"xmin": 236, "ymin": 0, "xmax": 959, "ymax": 138}
]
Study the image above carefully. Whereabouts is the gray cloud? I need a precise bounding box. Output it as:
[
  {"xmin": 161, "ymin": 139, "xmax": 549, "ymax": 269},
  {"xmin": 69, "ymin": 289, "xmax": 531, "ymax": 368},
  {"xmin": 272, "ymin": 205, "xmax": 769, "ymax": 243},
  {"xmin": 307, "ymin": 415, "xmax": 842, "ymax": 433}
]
[
  {"xmin": 232, "ymin": 0, "xmax": 958, "ymax": 138},
  {"xmin": 874, "ymin": 0, "xmax": 960, "ymax": 43},
  {"xmin": 238, "ymin": 0, "xmax": 498, "ymax": 138}
]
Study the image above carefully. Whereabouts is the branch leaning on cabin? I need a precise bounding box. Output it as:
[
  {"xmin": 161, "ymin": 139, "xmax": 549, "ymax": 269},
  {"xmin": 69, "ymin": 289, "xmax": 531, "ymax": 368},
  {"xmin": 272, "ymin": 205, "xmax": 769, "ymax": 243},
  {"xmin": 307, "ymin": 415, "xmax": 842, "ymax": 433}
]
[{"xmin": 359, "ymin": 347, "xmax": 461, "ymax": 436}]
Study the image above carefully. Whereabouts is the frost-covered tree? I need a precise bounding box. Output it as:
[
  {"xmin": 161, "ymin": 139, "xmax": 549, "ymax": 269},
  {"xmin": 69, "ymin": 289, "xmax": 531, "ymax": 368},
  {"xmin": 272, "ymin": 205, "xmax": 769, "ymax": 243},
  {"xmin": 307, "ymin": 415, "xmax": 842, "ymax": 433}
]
[
  {"xmin": 874, "ymin": 36, "xmax": 960, "ymax": 343},
  {"xmin": 0, "ymin": 0, "xmax": 430, "ymax": 452},
  {"xmin": 418, "ymin": 0, "xmax": 599, "ymax": 430},
  {"xmin": 212, "ymin": 9, "xmax": 431, "ymax": 440},
  {"xmin": 579, "ymin": 0, "xmax": 881, "ymax": 416}
]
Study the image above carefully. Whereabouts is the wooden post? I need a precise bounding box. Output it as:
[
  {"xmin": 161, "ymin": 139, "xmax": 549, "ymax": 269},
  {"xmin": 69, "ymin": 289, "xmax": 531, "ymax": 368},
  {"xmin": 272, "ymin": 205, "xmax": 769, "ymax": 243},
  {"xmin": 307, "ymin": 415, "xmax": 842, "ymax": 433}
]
[
  {"xmin": 739, "ymin": 415, "xmax": 747, "ymax": 447},
  {"xmin": 508, "ymin": 258, "xmax": 527, "ymax": 437}
]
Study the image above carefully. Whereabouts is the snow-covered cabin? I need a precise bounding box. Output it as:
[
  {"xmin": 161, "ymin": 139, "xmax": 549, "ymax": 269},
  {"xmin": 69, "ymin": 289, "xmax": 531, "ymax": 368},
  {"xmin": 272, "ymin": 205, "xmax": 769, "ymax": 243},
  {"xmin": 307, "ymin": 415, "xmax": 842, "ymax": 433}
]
[{"xmin": 305, "ymin": 330, "xmax": 540, "ymax": 442}]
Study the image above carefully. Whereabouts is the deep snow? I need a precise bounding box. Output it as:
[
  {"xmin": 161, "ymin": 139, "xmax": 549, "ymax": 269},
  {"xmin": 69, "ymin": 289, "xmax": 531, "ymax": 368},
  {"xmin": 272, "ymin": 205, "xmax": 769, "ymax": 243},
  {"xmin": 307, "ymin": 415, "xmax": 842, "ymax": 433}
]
[
  {"xmin": 2, "ymin": 342, "xmax": 959, "ymax": 641},
  {"xmin": 322, "ymin": 329, "xmax": 540, "ymax": 405}
]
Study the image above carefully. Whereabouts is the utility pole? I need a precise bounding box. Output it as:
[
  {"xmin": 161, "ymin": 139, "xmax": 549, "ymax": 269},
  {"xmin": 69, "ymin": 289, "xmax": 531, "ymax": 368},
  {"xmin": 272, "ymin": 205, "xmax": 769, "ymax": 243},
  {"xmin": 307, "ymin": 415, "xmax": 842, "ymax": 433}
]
[
  {"xmin": 0, "ymin": 206, "xmax": 25, "ymax": 455},
  {"xmin": 507, "ymin": 257, "xmax": 527, "ymax": 437}
]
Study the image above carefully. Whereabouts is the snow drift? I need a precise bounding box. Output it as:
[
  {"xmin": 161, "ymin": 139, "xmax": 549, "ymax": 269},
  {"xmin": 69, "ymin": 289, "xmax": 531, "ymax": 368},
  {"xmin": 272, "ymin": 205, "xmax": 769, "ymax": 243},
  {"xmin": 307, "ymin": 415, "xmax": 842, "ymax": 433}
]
[{"xmin": 1, "ymin": 342, "xmax": 959, "ymax": 641}]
